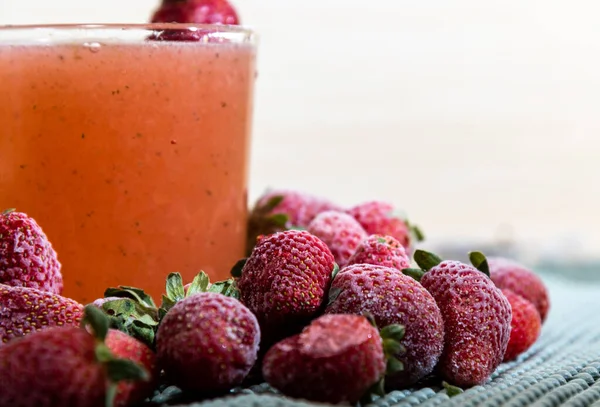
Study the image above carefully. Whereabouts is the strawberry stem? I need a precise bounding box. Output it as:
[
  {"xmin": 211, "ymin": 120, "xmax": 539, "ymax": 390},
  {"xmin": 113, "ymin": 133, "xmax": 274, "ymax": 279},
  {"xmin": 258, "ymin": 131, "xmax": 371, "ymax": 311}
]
[{"xmin": 1, "ymin": 208, "xmax": 16, "ymax": 216}]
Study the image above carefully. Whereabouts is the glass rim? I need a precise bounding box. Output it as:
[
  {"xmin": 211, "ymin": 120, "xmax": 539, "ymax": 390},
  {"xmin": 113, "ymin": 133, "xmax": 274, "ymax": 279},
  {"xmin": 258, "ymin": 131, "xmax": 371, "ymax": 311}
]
[
  {"xmin": 0, "ymin": 22, "xmax": 255, "ymax": 34},
  {"xmin": 0, "ymin": 23, "xmax": 257, "ymax": 45}
]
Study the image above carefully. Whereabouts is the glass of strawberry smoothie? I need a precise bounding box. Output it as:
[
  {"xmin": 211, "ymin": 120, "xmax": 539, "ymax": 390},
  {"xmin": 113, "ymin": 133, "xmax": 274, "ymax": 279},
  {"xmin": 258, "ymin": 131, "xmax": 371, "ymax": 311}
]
[{"xmin": 0, "ymin": 24, "xmax": 257, "ymax": 304}]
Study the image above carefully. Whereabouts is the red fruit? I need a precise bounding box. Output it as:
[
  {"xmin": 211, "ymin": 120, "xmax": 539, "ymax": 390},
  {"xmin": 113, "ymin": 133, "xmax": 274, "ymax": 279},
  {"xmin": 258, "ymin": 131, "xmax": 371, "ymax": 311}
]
[
  {"xmin": 0, "ymin": 284, "xmax": 84, "ymax": 345},
  {"xmin": 0, "ymin": 209, "xmax": 62, "ymax": 294},
  {"xmin": 262, "ymin": 314, "xmax": 386, "ymax": 404},
  {"xmin": 306, "ymin": 210, "xmax": 368, "ymax": 267},
  {"xmin": 501, "ymin": 289, "xmax": 542, "ymax": 362},
  {"xmin": 346, "ymin": 234, "xmax": 411, "ymax": 271},
  {"xmin": 254, "ymin": 189, "xmax": 343, "ymax": 229},
  {"xmin": 0, "ymin": 306, "xmax": 148, "ymax": 407},
  {"xmin": 246, "ymin": 190, "xmax": 343, "ymax": 255},
  {"xmin": 325, "ymin": 264, "xmax": 444, "ymax": 388},
  {"xmin": 156, "ymin": 292, "xmax": 260, "ymax": 393},
  {"xmin": 237, "ymin": 230, "xmax": 336, "ymax": 344},
  {"xmin": 415, "ymin": 252, "xmax": 512, "ymax": 387},
  {"xmin": 488, "ymin": 257, "xmax": 550, "ymax": 322},
  {"xmin": 150, "ymin": 0, "xmax": 240, "ymax": 25},
  {"xmin": 106, "ymin": 329, "xmax": 158, "ymax": 407},
  {"xmin": 347, "ymin": 201, "xmax": 420, "ymax": 252}
]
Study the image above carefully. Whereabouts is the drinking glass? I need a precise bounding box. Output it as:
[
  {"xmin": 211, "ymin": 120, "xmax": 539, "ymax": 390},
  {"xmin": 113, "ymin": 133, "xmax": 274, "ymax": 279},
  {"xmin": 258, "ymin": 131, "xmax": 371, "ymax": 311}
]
[{"xmin": 0, "ymin": 24, "xmax": 257, "ymax": 303}]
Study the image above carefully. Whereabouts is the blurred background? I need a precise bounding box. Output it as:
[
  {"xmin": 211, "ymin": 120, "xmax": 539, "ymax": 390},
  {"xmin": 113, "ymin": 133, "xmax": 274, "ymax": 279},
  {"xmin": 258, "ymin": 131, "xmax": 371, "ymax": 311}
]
[{"xmin": 2, "ymin": 0, "xmax": 599, "ymax": 272}]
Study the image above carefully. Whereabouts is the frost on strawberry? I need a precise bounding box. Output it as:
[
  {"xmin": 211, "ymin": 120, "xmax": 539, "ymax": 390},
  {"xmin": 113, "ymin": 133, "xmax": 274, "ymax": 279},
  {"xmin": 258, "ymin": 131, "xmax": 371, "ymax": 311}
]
[
  {"xmin": 0, "ymin": 305, "xmax": 149, "ymax": 407},
  {"xmin": 91, "ymin": 270, "xmax": 238, "ymax": 349},
  {"xmin": 236, "ymin": 230, "xmax": 337, "ymax": 348},
  {"xmin": 346, "ymin": 234, "xmax": 411, "ymax": 271},
  {"xmin": 325, "ymin": 264, "xmax": 444, "ymax": 388},
  {"xmin": 0, "ymin": 209, "xmax": 63, "ymax": 294},
  {"xmin": 307, "ymin": 210, "xmax": 368, "ymax": 267},
  {"xmin": 150, "ymin": 0, "xmax": 240, "ymax": 25},
  {"xmin": 0, "ymin": 285, "xmax": 84, "ymax": 345},
  {"xmin": 262, "ymin": 314, "xmax": 405, "ymax": 405},
  {"xmin": 407, "ymin": 250, "xmax": 512, "ymax": 387},
  {"xmin": 347, "ymin": 201, "xmax": 424, "ymax": 254},
  {"xmin": 501, "ymin": 289, "xmax": 542, "ymax": 362},
  {"xmin": 106, "ymin": 329, "xmax": 158, "ymax": 407},
  {"xmin": 156, "ymin": 292, "xmax": 260, "ymax": 393},
  {"xmin": 488, "ymin": 256, "xmax": 550, "ymax": 322},
  {"xmin": 246, "ymin": 189, "xmax": 343, "ymax": 255}
]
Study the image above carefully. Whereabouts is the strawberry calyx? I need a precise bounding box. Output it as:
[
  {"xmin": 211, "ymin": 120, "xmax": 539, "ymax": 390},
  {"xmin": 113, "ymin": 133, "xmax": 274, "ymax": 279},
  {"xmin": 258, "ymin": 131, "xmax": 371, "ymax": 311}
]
[
  {"xmin": 413, "ymin": 250, "xmax": 443, "ymax": 271},
  {"xmin": 97, "ymin": 286, "xmax": 159, "ymax": 349},
  {"xmin": 468, "ymin": 251, "xmax": 490, "ymax": 277},
  {"xmin": 246, "ymin": 194, "xmax": 292, "ymax": 256},
  {"xmin": 96, "ymin": 271, "xmax": 238, "ymax": 349},
  {"xmin": 389, "ymin": 209, "xmax": 425, "ymax": 244},
  {"xmin": 1, "ymin": 208, "xmax": 16, "ymax": 216},
  {"xmin": 81, "ymin": 305, "xmax": 149, "ymax": 407},
  {"xmin": 230, "ymin": 258, "xmax": 247, "ymax": 278},
  {"xmin": 360, "ymin": 313, "xmax": 405, "ymax": 403},
  {"xmin": 159, "ymin": 271, "xmax": 239, "ymax": 318},
  {"xmin": 442, "ymin": 381, "xmax": 464, "ymax": 397},
  {"xmin": 403, "ymin": 249, "xmax": 491, "ymax": 281}
]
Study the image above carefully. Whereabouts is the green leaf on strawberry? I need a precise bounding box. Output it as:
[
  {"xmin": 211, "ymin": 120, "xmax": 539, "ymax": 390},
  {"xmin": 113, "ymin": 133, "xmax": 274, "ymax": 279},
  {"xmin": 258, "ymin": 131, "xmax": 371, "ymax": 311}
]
[
  {"xmin": 468, "ymin": 251, "xmax": 490, "ymax": 277},
  {"xmin": 104, "ymin": 286, "xmax": 156, "ymax": 308}
]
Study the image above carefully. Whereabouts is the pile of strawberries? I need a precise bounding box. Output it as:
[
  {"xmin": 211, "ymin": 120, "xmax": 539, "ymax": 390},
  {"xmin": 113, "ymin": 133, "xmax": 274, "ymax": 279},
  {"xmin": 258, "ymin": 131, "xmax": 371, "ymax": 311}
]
[
  {"xmin": 0, "ymin": 2, "xmax": 551, "ymax": 406},
  {"xmin": 0, "ymin": 187, "xmax": 550, "ymax": 406}
]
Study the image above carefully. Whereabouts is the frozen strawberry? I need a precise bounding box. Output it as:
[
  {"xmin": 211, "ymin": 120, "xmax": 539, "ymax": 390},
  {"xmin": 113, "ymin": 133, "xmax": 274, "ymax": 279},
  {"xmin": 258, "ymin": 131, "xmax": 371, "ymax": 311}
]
[
  {"xmin": 346, "ymin": 234, "xmax": 411, "ymax": 271},
  {"xmin": 0, "ymin": 284, "xmax": 84, "ymax": 345},
  {"xmin": 347, "ymin": 201, "xmax": 423, "ymax": 253},
  {"xmin": 325, "ymin": 264, "xmax": 444, "ymax": 388},
  {"xmin": 262, "ymin": 314, "xmax": 404, "ymax": 405},
  {"xmin": 106, "ymin": 329, "xmax": 158, "ymax": 407},
  {"xmin": 150, "ymin": 0, "xmax": 240, "ymax": 25},
  {"xmin": 306, "ymin": 210, "xmax": 367, "ymax": 267},
  {"xmin": 501, "ymin": 289, "xmax": 541, "ymax": 361},
  {"xmin": 156, "ymin": 292, "xmax": 260, "ymax": 393},
  {"xmin": 409, "ymin": 250, "xmax": 512, "ymax": 387},
  {"xmin": 236, "ymin": 230, "xmax": 336, "ymax": 346},
  {"xmin": 0, "ymin": 306, "xmax": 148, "ymax": 407},
  {"xmin": 246, "ymin": 189, "xmax": 343, "ymax": 255},
  {"xmin": 0, "ymin": 209, "xmax": 62, "ymax": 294},
  {"xmin": 488, "ymin": 256, "xmax": 550, "ymax": 322}
]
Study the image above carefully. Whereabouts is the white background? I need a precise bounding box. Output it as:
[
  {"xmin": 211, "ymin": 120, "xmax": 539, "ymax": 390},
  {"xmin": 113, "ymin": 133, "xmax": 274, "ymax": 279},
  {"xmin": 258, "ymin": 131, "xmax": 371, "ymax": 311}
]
[{"xmin": 2, "ymin": 1, "xmax": 600, "ymax": 261}]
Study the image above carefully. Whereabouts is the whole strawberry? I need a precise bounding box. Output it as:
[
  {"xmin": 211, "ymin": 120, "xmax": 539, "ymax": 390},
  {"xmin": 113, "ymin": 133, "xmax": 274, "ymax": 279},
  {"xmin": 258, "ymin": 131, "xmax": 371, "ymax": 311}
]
[
  {"xmin": 346, "ymin": 234, "xmax": 411, "ymax": 271},
  {"xmin": 0, "ymin": 306, "xmax": 148, "ymax": 407},
  {"xmin": 325, "ymin": 264, "xmax": 444, "ymax": 388},
  {"xmin": 156, "ymin": 292, "xmax": 260, "ymax": 393},
  {"xmin": 488, "ymin": 257, "xmax": 550, "ymax": 322},
  {"xmin": 262, "ymin": 314, "xmax": 404, "ymax": 405},
  {"xmin": 150, "ymin": 0, "xmax": 240, "ymax": 25},
  {"xmin": 1, "ymin": 285, "xmax": 83, "ymax": 345},
  {"xmin": 236, "ymin": 230, "xmax": 336, "ymax": 345},
  {"xmin": 409, "ymin": 251, "xmax": 512, "ymax": 387},
  {"xmin": 307, "ymin": 210, "xmax": 367, "ymax": 267},
  {"xmin": 246, "ymin": 189, "xmax": 343, "ymax": 255},
  {"xmin": 501, "ymin": 289, "xmax": 541, "ymax": 362},
  {"xmin": 347, "ymin": 201, "xmax": 423, "ymax": 253},
  {"xmin": 0, "ymin": 209, "xmax": 62, "ymax": 294},
  {"xmin": 106, "ymin": 329, "xmax": 158, "ymax": 407}
]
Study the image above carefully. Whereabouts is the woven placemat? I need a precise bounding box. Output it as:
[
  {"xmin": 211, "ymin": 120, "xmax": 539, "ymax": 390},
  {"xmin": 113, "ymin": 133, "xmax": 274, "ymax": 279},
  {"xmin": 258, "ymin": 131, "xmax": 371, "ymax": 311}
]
[{"xmin": 150, "ymin": 273, "xmax": 600, "ymax": 407}]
